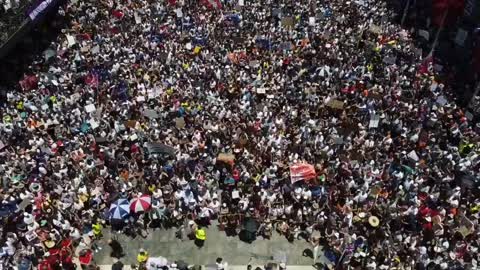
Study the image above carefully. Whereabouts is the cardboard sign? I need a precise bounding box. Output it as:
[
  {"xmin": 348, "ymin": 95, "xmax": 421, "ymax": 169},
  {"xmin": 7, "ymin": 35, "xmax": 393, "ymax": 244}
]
[
  {"xmin": 175, "ymin": 117, "xmax": 185, "ymax": 129},
  {"xmin": 125, "ymin": 120, "xmax": 137, "ymax": 128},
  {"xmin": 327, "ymin": 99, "xmax": 344, "ymax": 109},
  {"xmin": 281, "ymin": 17, "xmax": 294, "ymax": 27},
  {"xmin": 217, "ymin": 153, "xmax": 235, "ymax": 164}
]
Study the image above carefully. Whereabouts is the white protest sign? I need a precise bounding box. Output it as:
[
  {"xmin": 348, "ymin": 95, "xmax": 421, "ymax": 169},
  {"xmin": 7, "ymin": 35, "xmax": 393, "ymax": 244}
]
[
  {"xmin": 408, "ymin": 150, "xmax": 419, "ymax": 162},
  {"xmin": 369, "ymin": 114, "xmax": 380, "ymax": 128},
  {"xmin": 89, "ymin": 119, "xmax": 99, "ymax": 129},
  {"xmin": 66, "ymin": 35, "xmax": 76, "ymax": 47},
  {"xmin": 257, "ymin": 88, "xmax": 266, "ymax": 94},
  {"xmin": 85, "ymin": 104, "xmax": 96, "ymax": 113}
]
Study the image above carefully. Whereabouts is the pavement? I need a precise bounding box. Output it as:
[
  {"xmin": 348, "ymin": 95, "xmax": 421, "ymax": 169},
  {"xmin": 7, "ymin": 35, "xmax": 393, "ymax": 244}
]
[{"xmin": 92, "ymin": 223, "xmax": 328, "ymax": 266}]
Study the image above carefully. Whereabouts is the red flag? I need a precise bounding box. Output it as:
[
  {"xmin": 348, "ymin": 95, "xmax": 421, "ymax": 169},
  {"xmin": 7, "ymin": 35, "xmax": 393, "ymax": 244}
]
[
  {"xmin": 85, "ymin": 72, "xmax": 99, "ymax": 88},
  {"xmin": 112, "ymin": 10, "xmax": 124, "ymax": 19},
  {"xmin": 19, "ymin": 75, "xmax": 39, "ymax": 91},
  {"xmin": 418, "ymin": 51, "xmax": 433, "ymax": 75},
  {"xmin": 290, "ymin": 163, "xmax": 316, "ymax": 183}
]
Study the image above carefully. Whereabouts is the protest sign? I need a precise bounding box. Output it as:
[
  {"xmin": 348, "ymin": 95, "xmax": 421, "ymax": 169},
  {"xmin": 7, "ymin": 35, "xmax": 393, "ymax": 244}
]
[
  {"xmin": 281, "ymin": 17, "xmax": 294, "ymax": 27},
  {"xmin": 369, "ymin": 114, "xmax": 380, "ymax": 128},
  {"xmin": 85, "ymin": 104, "xmax": 96, "ymax": 113},
  {"xmin": 327, "ymin": 99, "xmax": 344, "ymax": 109}
]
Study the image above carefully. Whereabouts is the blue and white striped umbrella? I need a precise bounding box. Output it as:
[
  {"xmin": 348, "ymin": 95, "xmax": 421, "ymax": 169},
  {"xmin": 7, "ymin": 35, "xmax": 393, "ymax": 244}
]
[{"xmin": 109, "ymin": 198, "xmax": 130, "ymax": 220}]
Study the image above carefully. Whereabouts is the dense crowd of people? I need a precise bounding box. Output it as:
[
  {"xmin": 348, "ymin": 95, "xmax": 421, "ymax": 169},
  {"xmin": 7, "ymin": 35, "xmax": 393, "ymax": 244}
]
[{"xmin": 1, "ymin": 0, "xmax": 480, "ymax": 269}]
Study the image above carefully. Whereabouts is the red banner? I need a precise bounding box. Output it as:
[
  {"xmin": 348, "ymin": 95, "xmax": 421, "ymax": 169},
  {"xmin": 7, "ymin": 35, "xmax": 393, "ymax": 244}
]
[{"xmin": 290, "ymin": 163, "xmax": 316, "ymax": 183}]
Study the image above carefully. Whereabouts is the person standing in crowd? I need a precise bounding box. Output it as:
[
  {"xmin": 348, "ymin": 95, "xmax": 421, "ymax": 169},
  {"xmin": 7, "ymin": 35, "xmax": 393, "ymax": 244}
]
[
  {"xmin": 194, "ymin": 227, "xmax": 207, "ymax": 248},
  {"xmin": 216, "ymin": 257, "xmax": 228, "ymax": 270},
  {"xmin": 137, "ymin": 249, "xmax": 149, "ymax": 269},
  {"xmin": 108, "ymin": 239, "xmax": 125, "ymax": 259},
  {"xmin": 112, "ymin": 259, "xmax": 124, "ymax": 270}
]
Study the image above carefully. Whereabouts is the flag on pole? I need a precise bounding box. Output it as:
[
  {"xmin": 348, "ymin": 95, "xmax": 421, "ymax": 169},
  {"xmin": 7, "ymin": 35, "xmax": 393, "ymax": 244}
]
[{"xmin": 290, "ymin": 163, "xmax": 316, "ymax": 183}]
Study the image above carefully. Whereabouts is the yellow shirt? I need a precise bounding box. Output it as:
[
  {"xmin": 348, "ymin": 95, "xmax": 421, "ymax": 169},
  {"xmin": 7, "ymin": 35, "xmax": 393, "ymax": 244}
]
[
  {"xmin": 92, "ymin": 223, "xmax": 103, "ymax": 235},
  {"xmin": 195, "ymin": 229, "xmax": 206, "ymax": 240},
  {"xmin": 137, "ymin": 252, "xmax": 149, "ymax": 263}
]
